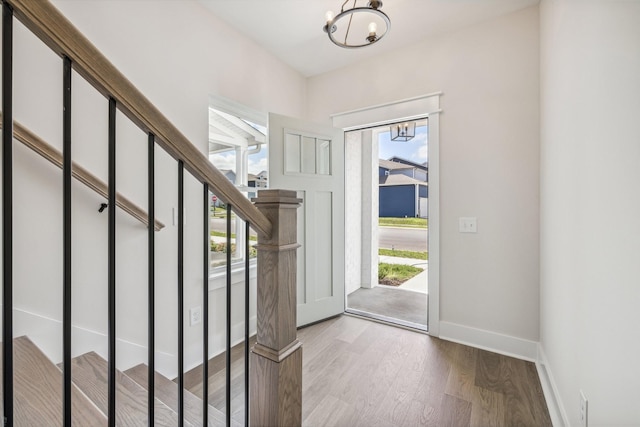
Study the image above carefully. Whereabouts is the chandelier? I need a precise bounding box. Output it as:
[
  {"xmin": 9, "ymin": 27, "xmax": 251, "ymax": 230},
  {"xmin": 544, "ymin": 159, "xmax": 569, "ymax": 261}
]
[
  {"xmin": 323, "ymin": 0, "xmax": 391, "ymax": 49},
  {"xmin": 391, "ymin": 122, "xmax": 416, "ymax": 142}
]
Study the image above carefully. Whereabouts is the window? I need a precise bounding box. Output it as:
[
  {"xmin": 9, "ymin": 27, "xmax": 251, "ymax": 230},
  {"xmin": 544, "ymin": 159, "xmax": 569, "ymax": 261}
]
[{"xmin": 208, "ymin": 107, "xmax": 267, "ymax": 271}]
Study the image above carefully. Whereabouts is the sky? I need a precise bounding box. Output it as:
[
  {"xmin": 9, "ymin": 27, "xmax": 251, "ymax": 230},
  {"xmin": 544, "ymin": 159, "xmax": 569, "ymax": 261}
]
[
  {"xmin": 378, "ymin": 124, "xmax": 428, "ymax": 164},
  {"xmin": 209, "ymin": 147, "xmax": 268, "ymax": 176},
  {"xmin": 209, "ymin": 123, "xmax": 428, "ymax": 176}
]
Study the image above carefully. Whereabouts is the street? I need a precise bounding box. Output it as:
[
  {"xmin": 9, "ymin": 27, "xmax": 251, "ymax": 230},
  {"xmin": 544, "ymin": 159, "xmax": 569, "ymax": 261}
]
[
  {"xmin": 378, "ymin": 226, "xmax": 428, "ymax": 252},
  {"xmin": 210, "ymin": 217, "xmax": 258, "ymax": 237},
  {"xmin": 211, "ymin": 217, "xmax": 427, "ymax": 252}
]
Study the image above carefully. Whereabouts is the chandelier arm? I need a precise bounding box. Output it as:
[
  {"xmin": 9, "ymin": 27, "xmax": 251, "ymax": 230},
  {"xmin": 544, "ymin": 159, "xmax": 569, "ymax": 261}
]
[
  {"xmin": 344, "ymin": 11, "xmax": 353, "ymax": 43},
  {"xmin": 340, "ymin": 0, "xmax": 350, "ymax": 13},
  {"xmin": 344, "ymin": 0, "xmax": 357, "ymax": 44}
]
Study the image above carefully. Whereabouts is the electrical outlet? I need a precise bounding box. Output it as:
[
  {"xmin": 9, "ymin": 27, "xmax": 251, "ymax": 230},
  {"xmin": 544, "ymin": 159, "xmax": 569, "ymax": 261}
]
[
  {"xmin": 580, "ymin": 390, "xmax": 588, "ymax": 427},
  {"xmin": 189, "ymin": 306, "xmax": 202, "ymax": 326}
]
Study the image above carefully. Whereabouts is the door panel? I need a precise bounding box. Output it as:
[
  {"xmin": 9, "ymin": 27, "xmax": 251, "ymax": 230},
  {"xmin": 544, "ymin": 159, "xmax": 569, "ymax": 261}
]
[{"xmin": 268, "ymin": 113, "xmax": 344, "ymax": 326}]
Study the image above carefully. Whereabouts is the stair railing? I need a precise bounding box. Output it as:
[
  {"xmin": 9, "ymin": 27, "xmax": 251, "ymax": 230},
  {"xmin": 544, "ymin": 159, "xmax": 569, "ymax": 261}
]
[
  {"xmin": 1, "ymin": 1, "xmax": 302, "ymax": 426},
  {"xmin": 0, "ymin": 113, "xmax": 165, "ymax": 231}
]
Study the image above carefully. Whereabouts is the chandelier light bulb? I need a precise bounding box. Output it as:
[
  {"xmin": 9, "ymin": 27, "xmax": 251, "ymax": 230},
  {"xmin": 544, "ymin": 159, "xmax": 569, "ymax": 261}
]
[
  {"xmin": 391, "ymin": 121, "xmax": 416, "ymax": 142},
  {"xmin": 368, "ymin": 22, "xmax": 377, "ymax": 35},
  {"xmin": 325, "ymin": 10, "xmax": 334, "ymax": 23}
]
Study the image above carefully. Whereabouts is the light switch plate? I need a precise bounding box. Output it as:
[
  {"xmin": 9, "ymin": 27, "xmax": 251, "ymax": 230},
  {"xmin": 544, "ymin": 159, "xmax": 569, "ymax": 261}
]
[{"xmin": 459, "ymin": 217, "xmax": 477, "ymax": 233}]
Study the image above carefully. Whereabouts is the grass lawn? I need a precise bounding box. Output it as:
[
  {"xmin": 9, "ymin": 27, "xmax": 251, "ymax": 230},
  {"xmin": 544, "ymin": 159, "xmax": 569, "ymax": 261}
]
[
  {"xmin": 211, "ymin": 230, "xmax": 257, "ymax": 241},
  {"xmin": 378, "ymin": 263, "xmax": 422, "ymax": 286},
  {"xmin": 379, "ymin": 217, "xmax": 427, "ymax": 228},
  {"xmin": 379, "ymin": 248, "xmax": 428, "ymax": 260}
]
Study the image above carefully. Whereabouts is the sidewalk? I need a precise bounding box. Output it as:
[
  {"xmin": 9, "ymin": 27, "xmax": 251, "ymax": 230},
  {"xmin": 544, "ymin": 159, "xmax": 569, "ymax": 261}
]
[{"xmin": 378, "ymin": 255, "xmax": 427, "ymax": 270}]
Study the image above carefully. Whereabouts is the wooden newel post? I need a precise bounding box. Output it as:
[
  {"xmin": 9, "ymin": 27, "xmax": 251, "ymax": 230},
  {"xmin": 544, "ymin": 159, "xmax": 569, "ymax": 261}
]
[{"xmin": 250, "ymin": 189, "xmax": 302, "ymax": 427}]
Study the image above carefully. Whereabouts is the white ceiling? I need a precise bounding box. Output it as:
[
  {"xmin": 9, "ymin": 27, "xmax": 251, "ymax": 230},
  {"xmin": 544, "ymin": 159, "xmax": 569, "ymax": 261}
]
[{"xmin": 199, "ymin": 0, "xmax": 539, "ymax": 77}]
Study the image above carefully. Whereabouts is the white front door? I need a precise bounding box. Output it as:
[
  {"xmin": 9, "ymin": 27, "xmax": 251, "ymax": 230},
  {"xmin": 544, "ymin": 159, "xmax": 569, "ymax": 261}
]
[{"xmin": 268, "ymin": 113, "xmax": 345, "ymax": 326}]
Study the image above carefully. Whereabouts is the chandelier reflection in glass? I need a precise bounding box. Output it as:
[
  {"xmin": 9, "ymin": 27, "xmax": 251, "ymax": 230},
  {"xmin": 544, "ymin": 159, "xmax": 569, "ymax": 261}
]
[{"xmin": 323, "ymin": 0, "xmax": 391, "ymax": 49}]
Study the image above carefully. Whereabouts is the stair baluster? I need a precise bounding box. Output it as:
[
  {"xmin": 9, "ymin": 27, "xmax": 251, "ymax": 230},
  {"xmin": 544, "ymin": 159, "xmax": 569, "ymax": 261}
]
[
  {"xmin": 203, "ymin": 183, "xmax": 210, "ymax": 427},
  {"xmin": 2, "ymin": 3, "xmax": 14, "ymax": 425},
  {"xmin": 62, "ymin": 54, "xmax": 73, "ymax": 427},
  {"xmin": 226, "ymin": 204, "xmax": 232, "ymax": 426},
  {"xmin": 148, "ymin": 132, "xmax": 156, "ymax": 426},
  {"xmin": 107, "ymin": 97, "xmax": 117, "ymax": 427}
]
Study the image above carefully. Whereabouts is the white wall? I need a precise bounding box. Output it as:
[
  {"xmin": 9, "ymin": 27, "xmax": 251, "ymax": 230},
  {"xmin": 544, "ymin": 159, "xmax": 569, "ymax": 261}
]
[
  {"xmin": 1, "ymin": 0, "xmax": 306, "ymax": 377},
  {"xmin": 539, "ymin": 0, "xmax": 640, "ymax": 425},
  {"xmin": 309, "ymin": 7, "xmax": 541, "ymax": 343}
]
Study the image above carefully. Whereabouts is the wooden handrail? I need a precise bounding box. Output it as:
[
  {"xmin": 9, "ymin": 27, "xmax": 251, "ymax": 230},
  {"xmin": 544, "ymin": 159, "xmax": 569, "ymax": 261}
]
[
  {"xmin": 0, "ymin": 113, "xmax": 165, "ymax": 231},
  {"xmin": 6, "ymin": 0, "xmax": 272, "ymax": 237}
]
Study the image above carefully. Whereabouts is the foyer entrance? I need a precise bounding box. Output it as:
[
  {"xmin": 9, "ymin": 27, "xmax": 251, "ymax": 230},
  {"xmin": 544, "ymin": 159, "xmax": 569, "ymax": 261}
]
[{"xmin": 344, "ymin": 120, "xmax": 429, "ymax": 330}]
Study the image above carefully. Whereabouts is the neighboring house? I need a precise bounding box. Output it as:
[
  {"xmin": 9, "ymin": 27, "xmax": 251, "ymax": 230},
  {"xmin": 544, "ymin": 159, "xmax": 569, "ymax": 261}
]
[
  {"xmin": 255, "ymin": 170, "xmax": 268, "ymax": 188},
  {"xmin": 387, "ymin": 156, "xmax": 429, "ymax": 182},
  {"xmin": 379, "ymin": 158, "xmax": 428, "ymax": 218},
  {"xmin": 219, "ymin": 169, "xmax": 236, "ymax": 184},
  {"xmin": 247, "ymin": 171, "xmax": 267, "ymax": 198},
  {"xmin": 248, "ymin": 170, "xmax": 268, "ymax": 190}
]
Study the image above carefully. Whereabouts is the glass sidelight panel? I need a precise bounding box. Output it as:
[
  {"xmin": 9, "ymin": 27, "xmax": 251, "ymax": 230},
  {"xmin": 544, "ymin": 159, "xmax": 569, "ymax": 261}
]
[
  {"xmin": 284, "ymin": 133, "xmax": 301, "ymax": 173},
  {"xmin": 301, "ymin": 136, "xmax": 316, "ymax": 174},
  {"xmin": 317, "ymin": 139, "xmax": 331, "ymax": 175}
]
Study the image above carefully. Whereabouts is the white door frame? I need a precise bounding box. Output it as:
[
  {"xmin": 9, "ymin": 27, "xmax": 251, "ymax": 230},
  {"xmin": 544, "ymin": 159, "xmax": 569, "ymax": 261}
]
[{"xmin": 331, "ymin": 92, "xmax": 442, "ymax": 337}]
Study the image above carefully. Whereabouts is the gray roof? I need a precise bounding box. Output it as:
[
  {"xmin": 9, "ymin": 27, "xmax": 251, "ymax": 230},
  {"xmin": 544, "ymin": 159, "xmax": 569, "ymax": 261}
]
[
  {"xmin": 379, "ymin": 159, "xmax": 414, "ymax": 171},
  {"xmin": 379, "ymin": 174, "xmax": 428, "ymax": 186},
  {"xmin": 388, "ymin": 156, "xmax": 428, "ymax": 171}
]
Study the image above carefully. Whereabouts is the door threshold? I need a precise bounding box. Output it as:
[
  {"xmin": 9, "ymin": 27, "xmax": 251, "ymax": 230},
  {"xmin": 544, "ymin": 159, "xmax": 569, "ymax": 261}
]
[{"xmin": 345, "ymin": 309, "xmax": 428, "ymax": 333}]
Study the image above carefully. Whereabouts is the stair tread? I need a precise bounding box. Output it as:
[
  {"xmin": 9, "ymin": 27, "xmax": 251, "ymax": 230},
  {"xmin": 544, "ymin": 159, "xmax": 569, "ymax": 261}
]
[
  {"xmin": 69, "ymin": 351, "xmax": 189, "ymax": 426},
  {"xmin": 1, "ymin": 336, "xmax": 106, "ymax": 426},
  {"xmin": 125, "ymin": 363, "xmax": 227, "ymax": 427},
  {"xmin": 182, "ymin": 339, "xmax": 254, "ymax": 426}
]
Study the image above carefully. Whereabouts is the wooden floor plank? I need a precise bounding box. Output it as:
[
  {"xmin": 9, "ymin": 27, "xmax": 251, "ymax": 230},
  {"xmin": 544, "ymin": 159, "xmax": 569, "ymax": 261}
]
[
  {"xmin": 323, "ymin": 322, "xmax": 397, "ymax": 406},
  {"xmin": 439, "ymin": 394, "xmax": 472, "ymax": 427},
  {"xmin": 69, "ymin": 352, "xmax": 186, "ymax": 426},
  {"xmin": 369, "ymin": 330, "xmax": 426, "ymax": 426},
  {"xmin": 475, "ymin": 349, "xmax": 552, "ymax": 426},
  {"xmin": 470, "ymin": 386, "xmax": 506, "ymax": 427},
  {"xmin": 445, "ymin": 343, "xmax": 478, "ymax": 401},
  {"xmin": 401, "ymin": 400, "xmax": 440, "ymax": 427},
  {"xmin": 302, "ymin": 394, "xmax": 354, "ymax": 427},
  {"xmin": 412, "ymin": 338, "xmax": 452, "ymax": 407},
  {"xmin": 302, "ymin": 344, "xmax": 356, "ymax": 420}
]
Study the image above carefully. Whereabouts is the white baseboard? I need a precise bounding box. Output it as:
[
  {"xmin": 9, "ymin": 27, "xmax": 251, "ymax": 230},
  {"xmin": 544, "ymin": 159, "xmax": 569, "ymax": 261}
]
[
  {"xmin": 537, "ymin": 344, "xmax": 569, "ymax": 427},
  {"xmin": 439, "ymin": 321, "xmax": 538, "ymax": 361}
]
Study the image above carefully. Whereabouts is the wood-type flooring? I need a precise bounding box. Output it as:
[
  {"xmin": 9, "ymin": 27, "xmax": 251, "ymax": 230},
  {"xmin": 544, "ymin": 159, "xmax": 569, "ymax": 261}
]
[
  {"xmin": 1, "ymin": 315, "xmax": 551, "ymax": 426},
  {"xmin": 298, "ymin": 315, "xmax": 552, "ymax": 427}
]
